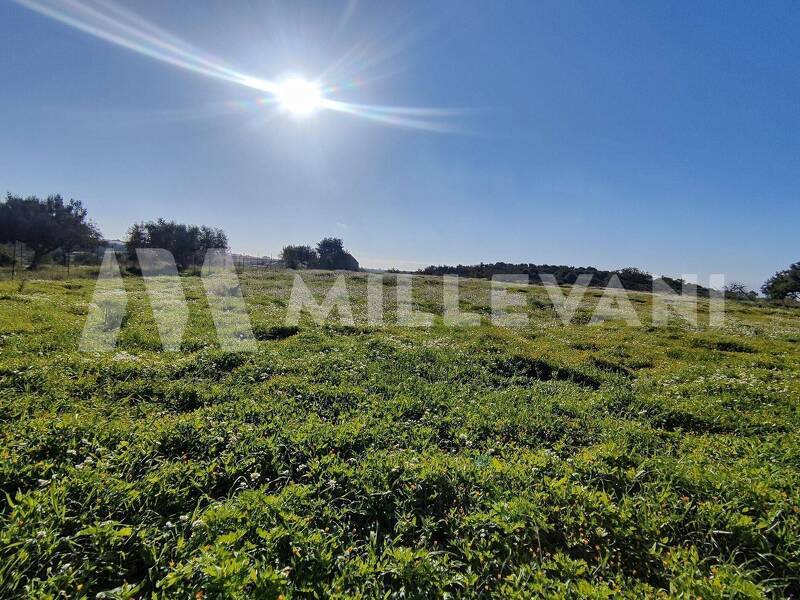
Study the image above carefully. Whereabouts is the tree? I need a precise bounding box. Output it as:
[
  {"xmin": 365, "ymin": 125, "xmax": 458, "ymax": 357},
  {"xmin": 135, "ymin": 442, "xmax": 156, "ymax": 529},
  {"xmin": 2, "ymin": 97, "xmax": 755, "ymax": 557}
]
[
  {"xmin": 725, "ymin": 281, "xmax": 758, "ymax": 301},
  {"xmin": 315, "ymin": 237, "xmax": 359, "ymax": 271},
  {"xmin": 0, "ymin": 194, "xmax": 101, "ymax": 269},
  {"xmin": 281, "ymin": 245, "xmax": 318, "ymax": 269},
  {"xmin": 279, "ymin": 238, "xmax": 359, "ymax": 271},
  {"xmin": 125, "ymin": 219, "xmax": 228, "ymax": 270},
  {"xmin": 316, "ymin": 237, "xmax": 345, "ymax": 260},
  {"xmin": 616, "ymin": 267, "xmax": 653, "ymax": 291},
  {"xmin": 761, "ymin": 262, "xmax": 800, "ymax": 301}
]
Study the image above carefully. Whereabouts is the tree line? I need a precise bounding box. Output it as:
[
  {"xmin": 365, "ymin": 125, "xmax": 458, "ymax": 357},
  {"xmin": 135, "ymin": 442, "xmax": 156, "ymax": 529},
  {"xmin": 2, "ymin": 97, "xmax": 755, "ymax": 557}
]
[
  {"xmin": 0, "ymin": 193, "xmax": 796, "ymax": 299},
  {"xmin": 0, "ymin": 193, "xmax": 228, "ymax": 272},
  {"xmin": 420, "ymin": 263, "xmax": 711, "ymax": 294},
  {"xmin": 0, "ymin": 193, "xmax": 362, "ymax": 275},
  {"xmin": 420, "ymin": 262, "xmax": 800, "ymax": 302},
  {"xmin": 125, "ymin": 220, "xmax": 228, "ymax": 270}
]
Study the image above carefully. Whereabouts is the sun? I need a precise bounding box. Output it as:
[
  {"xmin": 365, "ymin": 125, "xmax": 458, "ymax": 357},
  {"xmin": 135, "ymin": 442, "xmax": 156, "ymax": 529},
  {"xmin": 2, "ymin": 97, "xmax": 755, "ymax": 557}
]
[{"xmin": 274, "ymin": 77, "xmax": 323, "ymax": 117}]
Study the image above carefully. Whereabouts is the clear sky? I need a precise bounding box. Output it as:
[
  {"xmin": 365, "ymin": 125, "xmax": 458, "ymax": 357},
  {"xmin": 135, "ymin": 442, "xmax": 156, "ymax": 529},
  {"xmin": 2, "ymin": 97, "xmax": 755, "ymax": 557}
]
[{"xmin": 1, "ymin": 1, "xmax": 798, "ymax": 289}]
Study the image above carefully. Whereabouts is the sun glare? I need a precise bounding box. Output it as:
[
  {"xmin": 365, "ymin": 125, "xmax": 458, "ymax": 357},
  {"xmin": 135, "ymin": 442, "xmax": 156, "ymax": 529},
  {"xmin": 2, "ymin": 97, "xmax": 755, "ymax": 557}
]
[
  {"xmin": 13, "ymin": 1, "xmax": 460, "ymax": 131},
  {"xmin": 275, "ymin": 77, "xmax": 323, "ymax": 117}
]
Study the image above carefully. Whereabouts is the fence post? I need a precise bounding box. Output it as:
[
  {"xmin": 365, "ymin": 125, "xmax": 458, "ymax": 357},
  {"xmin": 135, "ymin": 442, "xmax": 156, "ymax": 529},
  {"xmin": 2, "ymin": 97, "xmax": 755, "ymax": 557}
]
[{"xmin": 11, "ymin": 241, "xmax": 17, "ymax": 279}]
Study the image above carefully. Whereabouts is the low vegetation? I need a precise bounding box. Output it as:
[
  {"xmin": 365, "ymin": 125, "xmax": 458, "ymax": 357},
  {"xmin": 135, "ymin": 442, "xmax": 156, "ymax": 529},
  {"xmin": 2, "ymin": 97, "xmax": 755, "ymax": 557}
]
[{"xmin": 1, "ymin": 270, "xmax": 799, "ymax": 597}]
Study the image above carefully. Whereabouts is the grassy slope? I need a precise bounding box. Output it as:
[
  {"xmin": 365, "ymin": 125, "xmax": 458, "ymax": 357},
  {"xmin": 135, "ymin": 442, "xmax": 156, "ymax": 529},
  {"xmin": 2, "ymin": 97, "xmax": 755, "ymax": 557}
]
[{"xmin": 0, "ymin": 270, "xmax": 799, "ymax": 598}]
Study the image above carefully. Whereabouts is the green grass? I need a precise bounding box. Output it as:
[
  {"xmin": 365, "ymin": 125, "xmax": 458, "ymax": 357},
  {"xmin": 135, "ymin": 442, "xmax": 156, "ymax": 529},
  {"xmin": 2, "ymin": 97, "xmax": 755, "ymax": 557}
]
[{"xmin": 1, "ymin": 270, "xmax": 799, "ymax": 598}]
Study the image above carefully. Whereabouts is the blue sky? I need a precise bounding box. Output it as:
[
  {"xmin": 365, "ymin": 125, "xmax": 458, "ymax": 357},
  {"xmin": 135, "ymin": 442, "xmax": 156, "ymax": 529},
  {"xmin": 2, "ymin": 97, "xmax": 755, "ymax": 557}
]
[{"xmin": 1, "ymin": 1, "xmax": 798, "ymax": 289}]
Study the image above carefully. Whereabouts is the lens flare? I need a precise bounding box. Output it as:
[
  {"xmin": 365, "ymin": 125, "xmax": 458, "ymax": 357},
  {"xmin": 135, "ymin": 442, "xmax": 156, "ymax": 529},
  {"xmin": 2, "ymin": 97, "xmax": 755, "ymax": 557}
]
[{"xmin": 13, "ymin": 0, "xmax": 466, "ymax": 132}]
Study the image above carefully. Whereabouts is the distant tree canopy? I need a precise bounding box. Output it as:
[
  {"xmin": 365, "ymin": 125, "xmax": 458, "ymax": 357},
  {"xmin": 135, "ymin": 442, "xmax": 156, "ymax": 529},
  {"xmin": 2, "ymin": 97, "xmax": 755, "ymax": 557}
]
[
  {"xmin": 316, "ymin": 237, "xmax": 359, "ymax": 270},
  {"xmin": 762, "ymin": 262, "xmax": 800, "ymax": 301},
  {"xmin": 126, "ymin": 219, "xmax": 228, "ymax": 270},
  {"xmin": 420, "ymin": 262, "xmax": 712, "ymax": 296},
  {"xmin": 281, "ymin": 245, "xmax": 319, "ymax": 269},
  {"xmin": 280, "ymin": 237, "xmax": 359, "ymax": 271},
  {"xmin": 725, "ymin": 281, "xmax": 758, "ymax": 301},
  {"xmin": 0, "ymin": 193, "xmax": 101, "ymax": 269}
]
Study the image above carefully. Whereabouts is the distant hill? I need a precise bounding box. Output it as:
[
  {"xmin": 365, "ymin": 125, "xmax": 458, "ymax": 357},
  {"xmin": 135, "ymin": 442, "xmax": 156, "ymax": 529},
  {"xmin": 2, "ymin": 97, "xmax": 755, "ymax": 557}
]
[{"xmin": 419, "ymin": 262, "xmax": 714, "ymax": 296}]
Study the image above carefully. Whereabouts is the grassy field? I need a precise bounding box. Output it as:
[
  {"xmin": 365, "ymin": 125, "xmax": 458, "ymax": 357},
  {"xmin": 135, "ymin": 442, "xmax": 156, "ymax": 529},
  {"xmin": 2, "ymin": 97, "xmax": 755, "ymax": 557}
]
[{"xmin": 1, "ymin": 270, "xmax": 799, "ymax": 598}]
